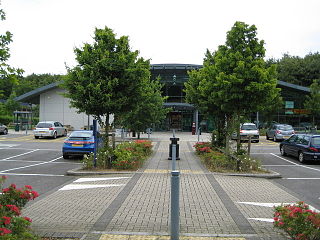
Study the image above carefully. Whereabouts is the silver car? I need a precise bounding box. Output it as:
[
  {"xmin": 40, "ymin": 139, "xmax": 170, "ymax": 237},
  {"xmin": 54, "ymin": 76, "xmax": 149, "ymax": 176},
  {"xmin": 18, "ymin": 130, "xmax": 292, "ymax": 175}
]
[
  {"xmin": 34, "ymin": 121, "xmax": 67, "ymax": 139},
  {"xmin": 0, "ymin": 124, "xmax": 8, "ymax": 135},
  {"xmin": 266, "ymin": 124, "xmax": 295, "ymax": 142},
  {"xmin": 232, "ymin": 123, "xmax": 260, "ymax": 143}
]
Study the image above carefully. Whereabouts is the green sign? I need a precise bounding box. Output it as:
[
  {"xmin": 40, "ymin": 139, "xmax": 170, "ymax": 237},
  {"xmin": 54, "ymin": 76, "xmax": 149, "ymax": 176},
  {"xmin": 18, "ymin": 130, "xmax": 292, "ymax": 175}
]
[{"xmin": 285, "ymin": 101, "xmax": 294, "ymax": 109}]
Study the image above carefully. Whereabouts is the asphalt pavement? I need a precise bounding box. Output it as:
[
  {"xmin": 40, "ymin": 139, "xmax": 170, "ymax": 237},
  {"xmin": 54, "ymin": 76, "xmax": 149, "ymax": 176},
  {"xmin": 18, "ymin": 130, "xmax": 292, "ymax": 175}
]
[{"xmin": 7, "ymin": 131, "xmax": 311, "ymax": 240}]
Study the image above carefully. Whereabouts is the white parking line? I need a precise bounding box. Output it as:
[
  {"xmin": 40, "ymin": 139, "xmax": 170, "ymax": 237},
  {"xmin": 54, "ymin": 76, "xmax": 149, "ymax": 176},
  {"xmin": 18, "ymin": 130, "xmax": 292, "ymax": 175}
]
[
  {"xmin": 284, "ymin": 178, "xmax": 320, "ymax": 180},
  {"xmin": 0, "ymin": 173, "xmax": 64, "ymax": 177},
  {"xmin": 74, "ymin": 177, "xmax": 131, "ymax": 183},
  {"xmin": 0, "ymin": 149, "xmax": 39, "ymax": 161},
  {"xmin": 270, "ymin": 153, "xmax": 320, "ymax": 173},
  {"xmin": 0, "ymin": 156, "xmax": 63, "ymax": 173}
]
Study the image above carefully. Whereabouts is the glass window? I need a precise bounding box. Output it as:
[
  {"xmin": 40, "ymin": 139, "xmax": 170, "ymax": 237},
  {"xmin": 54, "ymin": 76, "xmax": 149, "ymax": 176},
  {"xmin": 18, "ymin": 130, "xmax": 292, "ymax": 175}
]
[
  {"xmin": 69, "ymin": 131, "xmax": 93, "ymax": 139},
  {"xmin": 241, "ymin": 125, "xmax": 257, "ymax": 130},
  {"xmin": 301, "ymin": 136, "xmax": 310, "ymax": 145},
  {"xmin": 311, "ymin": 137, "xmax": 320, "ymax": 146},
  {"xmin": 278, "ymin": 125, "xmax": 293, "ymax": 131},
  {"xmin": 36, "ymin": 123, "xmax": 52, "ymax": 128},
  {"xmin": 288, "ymin": 135, "xmax": 297, "ymax": 143}
]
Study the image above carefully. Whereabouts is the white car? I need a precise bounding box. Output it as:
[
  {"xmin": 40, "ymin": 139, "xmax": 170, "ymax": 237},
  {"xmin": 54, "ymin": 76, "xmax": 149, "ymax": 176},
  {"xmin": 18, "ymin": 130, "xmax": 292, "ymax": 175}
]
[
  {"xmin": 34, "ymin": 121, "xmax": 67, "ymax": 139},
  {"xmin": 232, "ymin": 123, "xmax": 260, "ymax": 143}
]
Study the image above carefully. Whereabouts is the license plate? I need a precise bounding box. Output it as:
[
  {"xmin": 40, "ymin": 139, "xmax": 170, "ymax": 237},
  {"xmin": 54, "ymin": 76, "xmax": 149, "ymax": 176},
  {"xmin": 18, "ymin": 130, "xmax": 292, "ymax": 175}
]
[
  {"xmin": 40, "ymin": 131, "xmax": 46, "ymax": 133},
  {"xmin": 314, "ymin": 156, "xmax": 318, "ymax": 159},
  {"xmin": 283, "ymin": 136, "xmax": 290, "ymax": 139},
  {"xmin": 72, "ymin": 144, "xmax": 83, "ymax": 147}
]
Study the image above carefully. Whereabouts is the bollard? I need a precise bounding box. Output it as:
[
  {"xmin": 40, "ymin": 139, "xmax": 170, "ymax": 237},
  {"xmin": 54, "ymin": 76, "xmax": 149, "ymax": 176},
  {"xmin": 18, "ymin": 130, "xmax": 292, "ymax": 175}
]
[
  {"xmin": 93, "ymin": 119, "xmax": 97, "ymax": 168},
  {"xmin": 171, "ymin": 170, "xmax": 180, "ymax": 240},
  {"xmin": 168, "ymin": 138, "xmax": 180, "ymax": 160},
  {"xmin": 172, "ymin": 144, "xmax": 176, "ymax": 171}
]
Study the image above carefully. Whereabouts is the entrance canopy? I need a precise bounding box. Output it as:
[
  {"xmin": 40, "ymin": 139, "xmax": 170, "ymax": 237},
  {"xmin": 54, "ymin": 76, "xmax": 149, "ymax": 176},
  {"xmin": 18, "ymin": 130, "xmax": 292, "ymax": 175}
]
[{"xmin": 163, "ymin": 102, "xmax": 195, "ymax": 111}]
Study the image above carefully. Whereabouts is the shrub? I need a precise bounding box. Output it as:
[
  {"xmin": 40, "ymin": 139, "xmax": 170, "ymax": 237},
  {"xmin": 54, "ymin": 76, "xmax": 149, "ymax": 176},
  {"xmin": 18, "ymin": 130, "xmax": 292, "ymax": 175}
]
[
  {"xmin": 274, "ymin": 201, "xmax": 320, "ymax": 240},
  {"xmin": 112, "ymin": 140, "xmax": 152, "ymax": 170},
  {"xmin": 0, "ymin": 176, "xmax": 39, "ymax": 239},
  {"xmin": 193, "ymin": 142, "xmax": 212, "ymax": 154},
  {"xmin": 274, "ymin": 202, "xmax": 320, "ymax": 240},
  {"xmin": 82, "ymin": 146, "xmax": 114, "ymax": 170}
]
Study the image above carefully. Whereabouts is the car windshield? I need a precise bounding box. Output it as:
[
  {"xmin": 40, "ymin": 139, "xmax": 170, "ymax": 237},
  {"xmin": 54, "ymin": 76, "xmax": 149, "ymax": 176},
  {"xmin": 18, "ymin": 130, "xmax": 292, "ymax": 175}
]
[
  {"xmin": 241, "ymin": 125, "xmax": 257, "ymax": 130},
  {"xmin": 311, "ymin": 137, "xmax": 320, "ymax": 146},
  {"xmin": 278, "ymin": 125, "xmax": 293, "ymax": 131},
  {"xmin": 36, "ymin": 123, "xmax": 52, "ymax": 128},
  {"xmin": 69, "ymin": 131, "xmax": 93, "ymax": 140}
]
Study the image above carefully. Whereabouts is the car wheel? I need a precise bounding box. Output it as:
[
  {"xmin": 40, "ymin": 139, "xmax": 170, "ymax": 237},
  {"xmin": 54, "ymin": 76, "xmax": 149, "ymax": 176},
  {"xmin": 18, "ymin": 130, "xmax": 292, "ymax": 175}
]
[
  {"xmin": 280, "ymin": 146, "xmax": 287, "ymax": 156},
  {"xmin": 53, "ymin": 132, "xmax": 57, "ymax": 139},
  {"xmin": 298, "ymin": 152, "xmax": 305, "ymax": 163},
  {"xmin": 34, "ymin": 136, "xmax": 39, "ymax": 139},
  {"xmin": 273, "ymin": 135, "xmax": 278, "ymax": 142},
  {"xmin": 63, "ymin": 154, "xmax": 69, "ymax": 159},
  {"xmin": 63, "ymin": 130, "xmax": 67, "ymax": 136},
  {"xmin": 3, "ymin": 129, "xmax": 8, "ymax": 135},
  {"xmin": 266, "ymin": 134, "xmax": 269, "ymax": 140}
]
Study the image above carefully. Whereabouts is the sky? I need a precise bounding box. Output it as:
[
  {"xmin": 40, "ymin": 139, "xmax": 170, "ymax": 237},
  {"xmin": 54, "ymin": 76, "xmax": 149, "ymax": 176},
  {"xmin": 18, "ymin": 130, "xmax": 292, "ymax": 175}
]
[{"xmin": 1, "ymin": 0, "xmax": 320, "ymax": 76}]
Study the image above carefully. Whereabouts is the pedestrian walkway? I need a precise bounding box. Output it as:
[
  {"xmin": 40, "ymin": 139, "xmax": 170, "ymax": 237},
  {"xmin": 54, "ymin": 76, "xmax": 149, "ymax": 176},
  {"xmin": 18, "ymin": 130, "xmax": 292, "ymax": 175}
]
[{"xmin": 22, "ymin": 132, "xmax": 297, "ymax": 240}]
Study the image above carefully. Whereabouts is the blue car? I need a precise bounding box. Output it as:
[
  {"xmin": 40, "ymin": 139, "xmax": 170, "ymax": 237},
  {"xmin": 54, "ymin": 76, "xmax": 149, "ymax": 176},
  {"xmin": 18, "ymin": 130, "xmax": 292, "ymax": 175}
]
[
  {"xmin": 62, "ymin": 130, "xmax": 101, "ymax": 159},
  {"xmin": 279, "ymin": 134, "xmax": 320, "ymax": 163}
]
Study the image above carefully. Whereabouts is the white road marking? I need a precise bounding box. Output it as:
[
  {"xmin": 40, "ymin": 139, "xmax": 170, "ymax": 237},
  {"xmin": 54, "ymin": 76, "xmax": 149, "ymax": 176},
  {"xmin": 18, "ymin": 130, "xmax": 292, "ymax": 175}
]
[
  {"xmin": 0, "ymin": 159, "xmax": 82, "ymax": 165},
  {"xmin": 238, "ymin": 201, "xmax": 319, "ymax": 212},
  {"xmin": 248, "ymin": 218, "xmax": 274, "ymax": 223},
  {"xmin": 0, "ymin": 149, "xmax": 39, "ymax": 161},
  {"xmin": 74, "ymin": 177, "xmax": 131, "ymax": 183},
  {"xmin": 262, "ymin": 165, "xmax": 299, "ymax": 167},
  {"xmin": 0, "ymin": 143, "xmax": 19, "ymax": 148},
  {"xmin": 284, "ymin": 178, "xmax": 320, "ymax": 180},
  {"xmin": 0, "ymin": 156, "xmax": 62, "ymax": 173},
  {"xmin": 270, "ymin": 153, "xmax": 320, "ymax": 173},
  {"xmin": 0, "ymin": 173, "xmax": 64, "ymax": 177},
  {"xmin": 59, "ymin": 184, "xmax": 125, "ymax": 191}
]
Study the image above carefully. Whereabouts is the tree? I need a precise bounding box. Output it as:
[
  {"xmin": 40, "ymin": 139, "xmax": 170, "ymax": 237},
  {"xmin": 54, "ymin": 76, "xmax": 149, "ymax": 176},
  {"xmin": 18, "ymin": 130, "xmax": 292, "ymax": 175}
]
[
  {"xmin": 63, "ymin": 27, "xmax": 150, "ymax": 145},
  {"xmin": 186, "ymin": 21, "xmax": 281, "ymax": 152},
  {"xmin": 118, "ymin": 77, "xmax": 169, "ymax": 138},
  {"xmin": 0, "ymin": 7, "xmax": 23, "ymax": 99},
  {"xmin": 304, "ymin": 80, "xmax": 320, "ymax": 127}
]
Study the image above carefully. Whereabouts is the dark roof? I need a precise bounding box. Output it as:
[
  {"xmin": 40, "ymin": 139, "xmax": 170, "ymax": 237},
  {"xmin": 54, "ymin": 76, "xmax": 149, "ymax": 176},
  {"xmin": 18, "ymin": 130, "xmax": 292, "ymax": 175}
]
[
  {"xmin": 150, "ymin": 63, "xmax": 202, "ymax": 70},
  {"xmin": 15, "ymin": 65, "xmax": 311, "ymax": 104},
  {"xmin": 15, "ymin": 81, "xmax": 61, "ymax": 104},
  {"xmin": 277, "ymin": 80, "xmax": 310, "ymax": 93}
]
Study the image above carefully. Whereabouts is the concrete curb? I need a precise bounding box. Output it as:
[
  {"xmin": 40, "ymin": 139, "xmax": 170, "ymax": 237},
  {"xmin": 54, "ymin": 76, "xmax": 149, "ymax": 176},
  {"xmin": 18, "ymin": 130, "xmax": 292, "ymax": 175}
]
[
  {"xmin": 66, "ymin": 167, "xmax": 135, "ymax": 176},
  {"xmin": 66, "ymin": 167, "xmax": 282, "ymax": 179}
]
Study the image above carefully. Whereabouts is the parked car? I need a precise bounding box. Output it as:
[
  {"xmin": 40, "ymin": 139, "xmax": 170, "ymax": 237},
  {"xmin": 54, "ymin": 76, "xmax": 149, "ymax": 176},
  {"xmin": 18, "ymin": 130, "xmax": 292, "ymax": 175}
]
[
  {"xmin": 34, "ymin": 121, "xmax": 67, "ymax": 139},
  {"xmin": 62, "ymin": 130, "xmax": 102, "ymax": 159},
  {"xmin": 231, "ymin": 123, "xmax": 259, "ymax": 143},
  {"xmin": 266, "ymin": 124, "xmax": 295, "ymax": 141},
  {"xmin": 279, "ymin": 134, "xmax": 320, "ymax": 163},
  {"xmin": 0, "ymin": 124, "xmax": 8, "ymax": 135}
]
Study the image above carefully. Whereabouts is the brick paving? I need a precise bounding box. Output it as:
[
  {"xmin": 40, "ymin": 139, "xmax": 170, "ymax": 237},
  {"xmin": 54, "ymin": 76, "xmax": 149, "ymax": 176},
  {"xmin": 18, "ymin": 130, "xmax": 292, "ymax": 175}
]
[{"xmin": 22, "ymin": 132, "xmax": 297, "ymax": 240}]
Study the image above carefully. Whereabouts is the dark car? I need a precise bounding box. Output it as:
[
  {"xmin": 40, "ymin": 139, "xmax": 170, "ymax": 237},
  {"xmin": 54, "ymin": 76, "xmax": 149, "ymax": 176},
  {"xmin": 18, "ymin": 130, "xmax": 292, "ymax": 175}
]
[
  {"xmin": 279, "ymin": 134, "xmax": 320, "ymax": 163},
  {"xmin": 62, "ymin": 130, "xmax": 102, "ymax": 159}
]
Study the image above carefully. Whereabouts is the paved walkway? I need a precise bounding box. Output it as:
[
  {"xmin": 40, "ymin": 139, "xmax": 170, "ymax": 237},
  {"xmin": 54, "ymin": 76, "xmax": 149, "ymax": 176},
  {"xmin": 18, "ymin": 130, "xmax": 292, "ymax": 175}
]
[{"xmin": 22, "ymin": 132, "xmax": 298, "ymax": 240}]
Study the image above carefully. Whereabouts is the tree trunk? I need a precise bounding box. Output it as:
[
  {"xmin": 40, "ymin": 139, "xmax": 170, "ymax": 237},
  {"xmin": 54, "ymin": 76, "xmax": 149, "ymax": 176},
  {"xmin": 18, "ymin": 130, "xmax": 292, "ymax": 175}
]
[{"xmin": 137, "ymin": 132, "xmax": 140, "ymax": 139}]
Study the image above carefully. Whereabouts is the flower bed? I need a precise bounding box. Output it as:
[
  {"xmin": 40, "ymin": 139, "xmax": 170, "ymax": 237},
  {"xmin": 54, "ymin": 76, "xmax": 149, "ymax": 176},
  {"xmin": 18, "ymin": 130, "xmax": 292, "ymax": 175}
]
[
  {"xmin": 274, "ymin": 201, "xmax": 320, "ymax": 240},
  {"xmin": 193, "ymin": 142, "xmax": 264, "ymax": 173},
  {"xmin": 0, "ymin": 176, "xmax": 39, "ymax": 239},
  {"xmin": 82, "ymin": 140, "xmax": 153, "ymax": 170}
]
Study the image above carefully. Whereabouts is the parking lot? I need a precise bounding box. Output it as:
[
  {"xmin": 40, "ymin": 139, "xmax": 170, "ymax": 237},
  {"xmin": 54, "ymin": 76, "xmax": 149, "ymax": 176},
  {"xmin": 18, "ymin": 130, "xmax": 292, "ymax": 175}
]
[{"xmin": 0, "ymin": 132, "xmax": 80, "ymax": 196}]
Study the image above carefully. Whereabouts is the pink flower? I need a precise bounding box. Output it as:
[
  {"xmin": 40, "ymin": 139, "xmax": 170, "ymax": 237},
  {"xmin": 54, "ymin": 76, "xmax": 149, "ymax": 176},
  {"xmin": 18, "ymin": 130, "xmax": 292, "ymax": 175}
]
[
  {"xmin": 2, "ymin": 216, "xmax": 11, "ymax": 225},
  {"xmin": 23, "ymin": 216, "xmax": 32, "ymax": 223},
  {"xmin": 0, "ymin": 227, "xmax": 12, "ymax": 236}
]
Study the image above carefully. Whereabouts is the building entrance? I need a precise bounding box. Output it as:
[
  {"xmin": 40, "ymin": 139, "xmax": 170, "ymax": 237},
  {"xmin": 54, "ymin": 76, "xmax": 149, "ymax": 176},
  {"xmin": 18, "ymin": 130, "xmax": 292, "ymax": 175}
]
[{"xmin": 169, "ymin": 112, "xmax": 182, "ymax": 130}]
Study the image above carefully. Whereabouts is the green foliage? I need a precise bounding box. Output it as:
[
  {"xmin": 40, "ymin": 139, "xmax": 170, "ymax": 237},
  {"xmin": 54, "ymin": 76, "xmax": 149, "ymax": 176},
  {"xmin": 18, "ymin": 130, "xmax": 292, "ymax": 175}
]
[
  {"xmin": 0, "ymin": 176, "xmax": 39, "ymax": 239},
  {"xmin": 63, "ymin": 26, "xmax": 150, "ymax": 144},
  {"xmin": 118, "ymin": 77, "xmax": 169, "ymax": 133},
  {"xmin": 274, "ymin": 201, "xmax": 320, "ymax": 240},
  {"xmin": 82, "ymin": 146, "xmax": 114, "ymax": 170},
  {"xmin": 275, "ymin": 52, "xmax": 320, "ymax": 87},
  {"xmin": 0, "ymin": 6, "xmax": 23, "ymax": 100},
  {"xmin": 185, "ymin": 21, "xmax": 281, "ymax": 150},
  {"xmin": 194, "ymin": 142, "xmax": 263, "ymax": 172},
  {"xmin": 112, "ymin": 140, "xmax": 152, "ymax": 170},
  {"xmin": 304, "ymin": 79, "xmax": 320, "ymax": 126}
]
